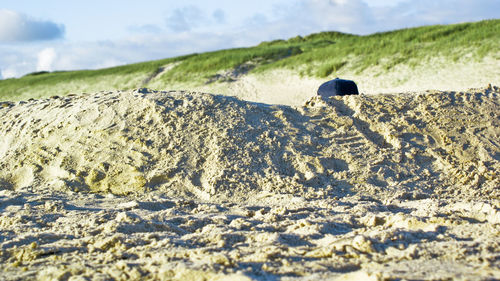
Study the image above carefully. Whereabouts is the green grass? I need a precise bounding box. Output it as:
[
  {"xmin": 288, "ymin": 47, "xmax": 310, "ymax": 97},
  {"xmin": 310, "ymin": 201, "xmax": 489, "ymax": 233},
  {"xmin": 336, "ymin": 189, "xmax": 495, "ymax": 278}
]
[
  {"xmin": 0, "ymin": 55, "xmax": 196, "ymax": 100},
  {"xmin": 264, "ymin": 19, "xmax": 499, "ymax": 76},
  {"xmin": 158, "ymin": 45, "xmax": 304, "ymax": 82},
  {"xmin": 1, "ymin": 19, "xmax": 498, "ymax": 101}
]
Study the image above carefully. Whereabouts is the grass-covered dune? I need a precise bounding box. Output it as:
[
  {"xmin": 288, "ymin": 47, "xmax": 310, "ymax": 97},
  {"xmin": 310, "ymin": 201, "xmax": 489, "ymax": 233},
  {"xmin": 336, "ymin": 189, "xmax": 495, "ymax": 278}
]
[{"xmin": 0, "ymin": 19, "xmax": 499, "ymax": 103}]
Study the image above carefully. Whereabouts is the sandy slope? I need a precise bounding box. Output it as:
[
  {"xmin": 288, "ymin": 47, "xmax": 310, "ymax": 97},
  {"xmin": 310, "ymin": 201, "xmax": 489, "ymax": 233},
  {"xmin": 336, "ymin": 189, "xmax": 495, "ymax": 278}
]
[
  {"xmin": 0, "ymin": 87, "xmax": 499, "ymax": 280},
  {"xmin": 153, "ymin": 56, "xmax": 500, "ymax": 106}
]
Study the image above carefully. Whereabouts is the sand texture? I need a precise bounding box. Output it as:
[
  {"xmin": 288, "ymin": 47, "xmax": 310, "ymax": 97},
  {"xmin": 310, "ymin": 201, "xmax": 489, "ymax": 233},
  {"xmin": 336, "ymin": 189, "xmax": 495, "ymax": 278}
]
[{"xmin": 0, "ymin": 87, "xmax": 499, "ymax": 280}]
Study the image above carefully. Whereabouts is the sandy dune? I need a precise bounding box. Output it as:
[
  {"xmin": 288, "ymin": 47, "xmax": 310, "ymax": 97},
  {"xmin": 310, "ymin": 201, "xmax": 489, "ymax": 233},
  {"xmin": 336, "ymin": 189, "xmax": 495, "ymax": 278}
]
[
  {"xmin": 0, "ymin": 87, "xmax": 498, "ymax": 280},
  {"xmin": 157, "ymin": 57, "xmax": 500, "ymax": 107}
]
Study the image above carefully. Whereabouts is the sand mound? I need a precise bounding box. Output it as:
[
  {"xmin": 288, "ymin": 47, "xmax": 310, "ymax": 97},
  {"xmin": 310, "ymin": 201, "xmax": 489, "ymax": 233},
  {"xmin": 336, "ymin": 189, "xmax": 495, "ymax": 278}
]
[
  {"xmin": 0, "ymin": 87, "xmax": 498, "ymax": 201},
  {"xmin": 1, "ymin": 87, "xmax": 499, "ymax": 280}
]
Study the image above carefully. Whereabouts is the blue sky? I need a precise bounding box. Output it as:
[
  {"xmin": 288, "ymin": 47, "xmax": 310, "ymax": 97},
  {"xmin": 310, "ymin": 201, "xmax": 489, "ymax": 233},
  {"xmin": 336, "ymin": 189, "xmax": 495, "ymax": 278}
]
[{"xmin": 0, "ymin": 0, "xmax": 498, "ymax": 79}]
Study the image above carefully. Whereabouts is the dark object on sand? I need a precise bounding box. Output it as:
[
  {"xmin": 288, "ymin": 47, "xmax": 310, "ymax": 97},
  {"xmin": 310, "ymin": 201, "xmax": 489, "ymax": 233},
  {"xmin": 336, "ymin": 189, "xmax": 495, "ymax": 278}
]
[{"xmin": 317, "ymin": 78, "xmax": 359, "ymax": 98}]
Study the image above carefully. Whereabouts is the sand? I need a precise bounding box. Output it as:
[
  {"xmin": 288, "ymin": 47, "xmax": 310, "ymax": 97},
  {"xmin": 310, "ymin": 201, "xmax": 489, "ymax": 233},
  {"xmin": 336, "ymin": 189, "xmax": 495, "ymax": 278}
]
[
  {"xmin": 149, "ymin": 56, "xmax": 500, "ymax": 106},
  {"xmin": 0, "ymin": 86, "xmax": 499, "ymax": 280}
]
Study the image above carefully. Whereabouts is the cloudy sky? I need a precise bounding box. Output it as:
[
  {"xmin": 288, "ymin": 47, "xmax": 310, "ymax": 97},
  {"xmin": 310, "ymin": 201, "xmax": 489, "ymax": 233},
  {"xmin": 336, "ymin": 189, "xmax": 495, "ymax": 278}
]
[{"xmin": 0, "ymin": 0, "xmax": 498, "ymax": 79}]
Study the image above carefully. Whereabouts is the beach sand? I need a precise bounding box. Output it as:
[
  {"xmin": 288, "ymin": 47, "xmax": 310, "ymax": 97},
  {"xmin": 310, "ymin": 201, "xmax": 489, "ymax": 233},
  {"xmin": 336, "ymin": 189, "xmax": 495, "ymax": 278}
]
[{"xmin": 0, "ymin": 86, "xmax": 498, "ymax": 280}]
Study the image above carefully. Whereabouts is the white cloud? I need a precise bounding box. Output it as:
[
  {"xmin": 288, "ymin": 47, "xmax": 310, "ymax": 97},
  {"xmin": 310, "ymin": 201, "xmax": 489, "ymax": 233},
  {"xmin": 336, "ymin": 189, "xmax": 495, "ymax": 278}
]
[
  {"xmin": 166, "ymin": 6, "xmax": 205, "ymax": 32},
  {"xmin": 212, "ymin": 9, "xmax": 226, "ymax": 24},
  {"xmin": 128, "ymin": 24, "xmax": 162, "ymax": 34},
  {"xmin": 0, "ymin": 9, "xmax": 65, "ymax": 42},
  {"xmin": 36, "ymin": 48, "xmax": 57, "ymax": 72},
  {"xmin": 271, "ymin": 0, "xmax": 500, "ymax": 36},
  {"xmin": 294, "ymin": 0, "xmax": 375, "ymax": 34},
  {"xmin": 165, "ymin": 6, "xmax": 231, "ymax": 33},
  {"xmin": 0, "ymin": 47, "xmax": 34, "ymax": 79},
  {"xmin": 1, "ymin": 68, "xmax": 20, "ymax": 79},
  {"xmin": 363, "ymin": 0, "xmax": 406, "ymax": 7},
  {"xmin": 384, "ymin": 0, "xmax": 500, "ymax": 29}
]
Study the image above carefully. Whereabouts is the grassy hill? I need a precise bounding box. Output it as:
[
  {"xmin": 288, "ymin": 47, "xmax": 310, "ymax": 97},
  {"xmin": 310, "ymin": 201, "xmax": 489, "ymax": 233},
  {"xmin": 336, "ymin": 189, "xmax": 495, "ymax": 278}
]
[{"xmin": 0, "ymin": 19, "xmax": 499, "ymax": 102}]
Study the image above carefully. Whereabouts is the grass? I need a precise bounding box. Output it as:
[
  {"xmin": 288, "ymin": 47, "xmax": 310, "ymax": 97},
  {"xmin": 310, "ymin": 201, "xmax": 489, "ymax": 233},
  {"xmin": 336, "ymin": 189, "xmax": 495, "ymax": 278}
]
[
  {"xmin": 269, "ymin": 19, "xmax": 499, "ymax": 76},
  {"xmin": 0, "ymin": 19, "xmax": 498, "ymax": 101},
  {"xmin": 158, "ymin": 45, "xmax": 304, "ymax": 82},
  {"xmin": 0, "ymin": 55, "xmax": 196, "ymax": 100}
]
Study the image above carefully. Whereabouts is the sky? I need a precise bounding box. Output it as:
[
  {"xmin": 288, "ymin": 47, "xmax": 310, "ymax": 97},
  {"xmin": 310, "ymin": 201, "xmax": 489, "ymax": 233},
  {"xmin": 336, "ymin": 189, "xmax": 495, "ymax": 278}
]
[{"xmin": 0, "ymin": 0, "xmax": 498, "ymax": 79}]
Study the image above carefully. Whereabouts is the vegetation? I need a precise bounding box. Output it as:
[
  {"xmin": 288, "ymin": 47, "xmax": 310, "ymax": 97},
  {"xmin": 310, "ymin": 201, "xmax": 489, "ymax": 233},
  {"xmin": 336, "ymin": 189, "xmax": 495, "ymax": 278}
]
[{"xmin": 0, "ymin": 19, "xmax": 498, "ymax": 101}]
